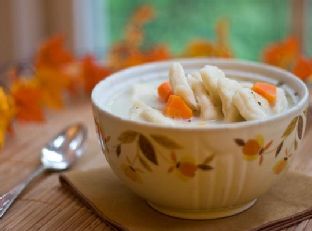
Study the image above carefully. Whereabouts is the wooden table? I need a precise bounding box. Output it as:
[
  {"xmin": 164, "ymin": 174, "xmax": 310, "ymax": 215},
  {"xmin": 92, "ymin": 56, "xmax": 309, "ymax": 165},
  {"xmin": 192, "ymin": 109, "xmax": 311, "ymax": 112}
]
[{"xmin": 1, "ymin": 100, "xmax": 312, "ymax": 231}]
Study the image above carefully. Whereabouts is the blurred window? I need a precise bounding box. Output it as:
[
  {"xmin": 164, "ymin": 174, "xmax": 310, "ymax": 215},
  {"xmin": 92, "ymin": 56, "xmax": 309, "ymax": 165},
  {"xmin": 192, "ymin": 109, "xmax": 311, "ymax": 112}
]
[
  {"xmin": 0, "ymin": 0, "xmax": 310, "ymax": 64},
  {"xmin": 106, "ymin": 0, "xmax": 310, "ymax": 60}
]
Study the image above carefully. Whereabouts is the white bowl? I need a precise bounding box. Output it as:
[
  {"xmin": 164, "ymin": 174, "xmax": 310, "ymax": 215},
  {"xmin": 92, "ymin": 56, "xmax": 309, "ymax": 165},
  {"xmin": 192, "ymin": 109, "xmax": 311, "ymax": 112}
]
[{"xmin": 91, "ymin": 59, "xmax": 309, "ymax": 219}]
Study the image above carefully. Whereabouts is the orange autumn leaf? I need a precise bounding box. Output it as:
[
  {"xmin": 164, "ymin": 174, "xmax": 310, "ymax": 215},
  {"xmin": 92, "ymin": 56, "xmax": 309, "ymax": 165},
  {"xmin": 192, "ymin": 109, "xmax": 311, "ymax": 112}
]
[
  {"xmin": 214, "ymin": 46, "xmax": 233, "ymax": 58},
  {"xmin": 34, "ymin": 67, "xmax": 70, "ymax": 109},
  {"xmin": 292, "ymin": 56, "xmax": 312, "ymax": 80},
  {"xmin": 121, "ymin": 50, "xmax": 146, "ymax": 68},
  {"xmin": 82, "ymin": 55, "xmax": 111, "ymax": 93},
  {"xmin": 262, "ymin": 37, "xmax": 300, "ymax": 69},
  {"xmin": 182, "ymin": 19, "xmax": 233, "ymax": 58},
  {"xmin": 107, "ymin": 45, "xmax": 143, "ymax": 69},
  {"xmin": 126, "ymin": 27, "xmax": 144, "ymax": 47},
  {"xmin": 107, "ymin": 5, "xmax": 157, "ymax": 70},
  {"xmin": 215, "ymin": 18, "xmax": 233, "ymax": 58},
  {"xmin": 125, "ymin": 5, "xmax": 154, "ymax": 47},
  {"xmin": 183, "ymin": 39, "xmax": 232, "ymax": 58},
  {"xmin": 144, "ymin": 45, "xmax": 171, "ymax": 62},
  {"xmin": 132, "ymin": 5, "xmax": 154, "ymax": 23},
  {"xmin": 183, "ymin": 40, "xmax": 215, "ymax": 57},
  {"xmin": 109, "ymin": 45, "xmax": 170, "ymax": 69},
  {"xmin": 36, "ymin": 36, "xmax": 74, "ymax": 68},
  {"xmin": 11, "ymin": 79, "xmax": 45, "ymax": 122}
]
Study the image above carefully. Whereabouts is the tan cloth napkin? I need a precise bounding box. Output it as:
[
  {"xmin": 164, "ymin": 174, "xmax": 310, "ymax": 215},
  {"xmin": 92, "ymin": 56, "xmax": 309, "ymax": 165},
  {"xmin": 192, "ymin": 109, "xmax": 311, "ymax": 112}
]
[{"xmin": 59, "ymin": 167, "xmax": 312, "ymax": 231}]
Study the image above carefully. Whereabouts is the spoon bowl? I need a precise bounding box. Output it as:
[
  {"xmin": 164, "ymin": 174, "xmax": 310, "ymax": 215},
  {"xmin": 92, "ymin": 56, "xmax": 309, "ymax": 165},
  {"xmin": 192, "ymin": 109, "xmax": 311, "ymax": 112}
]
[{"xmin": 41, "ymin": 123, "xmax": 88, "ymax": 170}]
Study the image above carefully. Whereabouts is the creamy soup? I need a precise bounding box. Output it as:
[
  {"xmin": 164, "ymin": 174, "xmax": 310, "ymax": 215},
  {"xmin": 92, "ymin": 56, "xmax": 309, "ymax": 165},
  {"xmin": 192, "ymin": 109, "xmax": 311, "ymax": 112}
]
[{"xmin": 106, "ymin": 63, "xmax": 298, "ymax": 126}]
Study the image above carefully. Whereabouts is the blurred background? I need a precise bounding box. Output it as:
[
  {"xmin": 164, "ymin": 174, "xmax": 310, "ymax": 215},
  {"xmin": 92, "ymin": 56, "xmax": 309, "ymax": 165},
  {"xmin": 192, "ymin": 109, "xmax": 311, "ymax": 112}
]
[
  {"xmin": 0, "ymin": 0, "xmax": 311, "ymax": 66},
  {"xmin": 1, "ymin": 0, "xmax": 312, "ymax": 149}
]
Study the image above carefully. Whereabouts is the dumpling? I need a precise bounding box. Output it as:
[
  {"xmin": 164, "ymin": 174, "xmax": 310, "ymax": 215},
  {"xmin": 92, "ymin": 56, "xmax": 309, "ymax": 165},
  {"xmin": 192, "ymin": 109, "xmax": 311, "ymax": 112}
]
[
  {"xmin": 217, "ymin": 77, "xmax": 243, "ymax": 122},
  {"xmin": 233, "ymin": 88, "xmax": 271, "ymax": 120},
  {"xmin": 169, "ymin": 62, "xmax": 198, "ymax": 109},
  {"xmin": 273, "ymin": 88, "xmax": 288, "ymax": 114},
  {"xmin": 130, "ymin": 100, "xmax": 174, "ymax": 125},
  {"xmin": 200, "ymin": 65, "xmax": 225, "ymax": 107},
  {"xmin": 187, "ymin": 72, "xmax": 220, "ymax": 120}
]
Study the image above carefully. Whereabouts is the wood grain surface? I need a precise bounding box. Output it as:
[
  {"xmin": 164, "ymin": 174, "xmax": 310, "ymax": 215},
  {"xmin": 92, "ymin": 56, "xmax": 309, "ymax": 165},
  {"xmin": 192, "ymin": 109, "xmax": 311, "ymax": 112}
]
[{"xmin": 0, "ymin": 100, "xmax": 311, "ymax": 231}]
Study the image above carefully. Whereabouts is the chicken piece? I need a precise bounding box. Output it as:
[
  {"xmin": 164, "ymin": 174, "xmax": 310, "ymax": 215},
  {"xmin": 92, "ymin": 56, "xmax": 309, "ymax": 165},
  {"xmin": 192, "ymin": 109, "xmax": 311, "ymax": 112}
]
[
  {"xmin": 187, "ymin": 73, "xmax": 220, "ymax": 120},
  {"xmin": 169, "ymin": 62, "xmax": 198, "ymax": 109},
  {"xmin": 130, "ymin": 100, "xmax": 174, "ymax": 125},
  {"xmin": 189, "ymin": 71, "xmax": 202, "ymax": 81},
  {"xmin": 217, "ymin": 77, "xmax": 243, "ymax": 121},
  {"xmin": 272, "ymin": 88, "xmax": 288, "ymax": 114},
  {"xmin": 233, "ymin": 88, "xmax": 272, "ymax": 121},
  {"xmin": 200, "ymin": 65, "xmax": 225, "ymax": 106}
]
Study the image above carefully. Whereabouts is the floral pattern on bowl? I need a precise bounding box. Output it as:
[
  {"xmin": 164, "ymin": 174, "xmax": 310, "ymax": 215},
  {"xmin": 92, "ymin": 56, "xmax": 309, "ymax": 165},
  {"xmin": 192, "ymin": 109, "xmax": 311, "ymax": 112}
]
[
  {"xmin": 234, "ymin": 107, "xmax": 307, "ymax": 175},
  {"xmin": 95, "ymin": 122, "xmax": 214, "ymax": 183}
]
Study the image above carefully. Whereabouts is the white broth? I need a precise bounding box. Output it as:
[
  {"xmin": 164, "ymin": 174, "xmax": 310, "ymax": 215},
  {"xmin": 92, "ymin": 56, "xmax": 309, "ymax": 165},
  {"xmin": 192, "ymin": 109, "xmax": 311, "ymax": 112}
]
[{"xmin": 105, "ymin": 64, "xmax": 298, "ymax": 127}]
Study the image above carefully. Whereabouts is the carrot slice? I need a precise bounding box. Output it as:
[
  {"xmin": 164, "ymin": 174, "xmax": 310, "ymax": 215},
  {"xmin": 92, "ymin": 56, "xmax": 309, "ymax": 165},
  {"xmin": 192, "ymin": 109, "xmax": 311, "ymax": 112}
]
[
  {"xmin": 158, "ymin": 81, "xmax": 173, "ymax": 102},
  {"xmin": 252, "ymin": 82, "xmax": 277, "ymax": 105},
  {"xmin": 164, "ymin": 95, "xmax": 193, "ymax": 119}
]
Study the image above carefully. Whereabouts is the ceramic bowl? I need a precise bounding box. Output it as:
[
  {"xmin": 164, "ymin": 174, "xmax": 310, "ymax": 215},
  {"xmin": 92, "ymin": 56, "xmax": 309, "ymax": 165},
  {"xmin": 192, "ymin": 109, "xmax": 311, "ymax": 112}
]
[{"xmin": 91, "ymin": 59, "xmax": 309, "ymax": 219}]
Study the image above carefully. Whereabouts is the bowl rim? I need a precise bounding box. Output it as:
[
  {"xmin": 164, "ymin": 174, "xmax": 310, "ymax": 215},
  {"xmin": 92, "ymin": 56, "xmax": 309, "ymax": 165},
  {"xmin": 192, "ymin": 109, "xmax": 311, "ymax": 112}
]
[{"xmin": 91, "ymin": 58, "xmax": 309, "ymax": 131}]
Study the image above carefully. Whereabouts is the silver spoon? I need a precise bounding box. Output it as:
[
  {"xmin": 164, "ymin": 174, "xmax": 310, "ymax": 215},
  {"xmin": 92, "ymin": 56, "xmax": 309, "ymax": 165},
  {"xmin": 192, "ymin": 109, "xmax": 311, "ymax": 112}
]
[{"xmin": 0, "ymin": 123, "xmax": 87, "ymax": 218}]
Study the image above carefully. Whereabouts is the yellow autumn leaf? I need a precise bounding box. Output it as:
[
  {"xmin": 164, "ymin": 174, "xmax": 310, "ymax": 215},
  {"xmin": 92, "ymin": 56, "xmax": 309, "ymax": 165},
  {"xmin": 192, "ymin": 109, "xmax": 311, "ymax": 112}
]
[
  {"xmin": 182, "ymin": 19, "xmax": 233, "ymax": 58},
  {"xmin": 0, "ymin": 87, "xmax": 15, "ymax": 149},
  {"xmin": 182, "ymin": 39, "xmax": 215, "ymax": 57}
]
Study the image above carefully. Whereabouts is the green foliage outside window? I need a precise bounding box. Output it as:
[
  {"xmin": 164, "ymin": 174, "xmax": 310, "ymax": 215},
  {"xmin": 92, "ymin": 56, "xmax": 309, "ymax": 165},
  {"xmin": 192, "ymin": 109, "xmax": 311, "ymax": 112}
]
[{"xmin": 108, "ymin": 0, "xmax": 292, "ymax": 60}]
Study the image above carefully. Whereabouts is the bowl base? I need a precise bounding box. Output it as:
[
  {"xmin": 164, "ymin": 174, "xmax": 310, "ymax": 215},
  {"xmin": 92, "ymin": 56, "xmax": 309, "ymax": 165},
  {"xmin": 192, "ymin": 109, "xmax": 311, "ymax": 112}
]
[{"xmin": 147, "ymin": 199, "xmax": 257, "ymax": 220}]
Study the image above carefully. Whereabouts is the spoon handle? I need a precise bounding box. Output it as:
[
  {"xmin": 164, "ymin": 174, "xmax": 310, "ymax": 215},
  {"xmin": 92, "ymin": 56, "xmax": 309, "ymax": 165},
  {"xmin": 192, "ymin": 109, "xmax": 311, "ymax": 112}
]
[{"xmin": 0, "ymin": 165, "xmax": 46, "ymax": 218}]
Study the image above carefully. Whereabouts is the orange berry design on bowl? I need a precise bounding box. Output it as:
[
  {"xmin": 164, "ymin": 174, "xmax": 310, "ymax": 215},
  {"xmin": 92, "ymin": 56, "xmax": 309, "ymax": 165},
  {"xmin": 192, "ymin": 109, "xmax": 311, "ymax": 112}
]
[
  {"xmin": 115, "ymin": 130, "xmax": 216, "ymax": 183},
  {"xmin": 177, "ymin": 162, "xmax": 198, "ymax": 177},
  {"xmin": 122, "ymin": 163, "xmax": 143, "ymax": 183},
  {"xmin": 235, "ymin": 135, "xmax": 273, "ymax": 165},
  {"xmin": 168, "ymin": 152, "xmax": 214, "ymax": 178},
  {"xmin": 243, "ymin": 139, "xmax": 261, "ymax": 158},
  {"xmin": 273, "ymin": 149, "xmax": 292, "ymax": 175}
]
